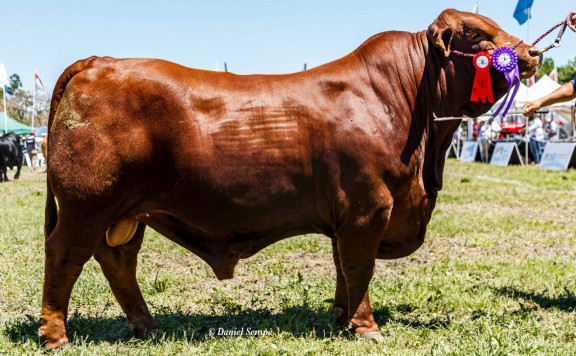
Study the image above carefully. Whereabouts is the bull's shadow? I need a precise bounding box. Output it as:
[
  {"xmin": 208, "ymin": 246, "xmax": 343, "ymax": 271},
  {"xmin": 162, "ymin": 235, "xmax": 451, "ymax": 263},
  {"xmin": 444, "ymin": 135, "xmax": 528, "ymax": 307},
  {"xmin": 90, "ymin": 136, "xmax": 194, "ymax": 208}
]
[
  {"xmin": 493, "ymin": 286, "xmax": 576, "ymax": 312},
  {"xmin": 3, "ymin": 303, "xmax": 448, "ymax": 347}
]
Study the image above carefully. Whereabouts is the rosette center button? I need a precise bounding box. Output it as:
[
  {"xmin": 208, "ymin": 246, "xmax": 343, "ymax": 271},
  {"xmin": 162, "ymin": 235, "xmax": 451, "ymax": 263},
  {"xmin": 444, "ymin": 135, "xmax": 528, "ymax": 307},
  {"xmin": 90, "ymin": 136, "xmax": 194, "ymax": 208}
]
[
  {"xmin": 476, "ymin": 56, "xmax": 489, "ymax": 68},
  {"xmin": 498, "ymin": 53, "xmax": 511, "ymax": 66}
]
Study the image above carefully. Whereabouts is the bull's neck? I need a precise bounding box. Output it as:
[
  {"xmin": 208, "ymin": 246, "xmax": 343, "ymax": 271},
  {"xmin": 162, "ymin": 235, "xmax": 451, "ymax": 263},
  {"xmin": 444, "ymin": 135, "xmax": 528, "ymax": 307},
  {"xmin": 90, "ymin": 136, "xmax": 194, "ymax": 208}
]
[{"xmin": 354, "ymin": 30, "xmax": 465, "ymax": 196}]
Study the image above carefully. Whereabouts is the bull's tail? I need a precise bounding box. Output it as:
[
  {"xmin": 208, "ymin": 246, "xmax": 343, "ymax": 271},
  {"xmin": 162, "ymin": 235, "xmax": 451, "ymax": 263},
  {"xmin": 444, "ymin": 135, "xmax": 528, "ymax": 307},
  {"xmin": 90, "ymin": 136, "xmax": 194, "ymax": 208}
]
[
  {"xmin": 45, "ymin": 57, "xmax": 98, "ymax": 239},
  {"xmin": 44, "ymin": 180, "xmax": 58, "ymax": 239}
]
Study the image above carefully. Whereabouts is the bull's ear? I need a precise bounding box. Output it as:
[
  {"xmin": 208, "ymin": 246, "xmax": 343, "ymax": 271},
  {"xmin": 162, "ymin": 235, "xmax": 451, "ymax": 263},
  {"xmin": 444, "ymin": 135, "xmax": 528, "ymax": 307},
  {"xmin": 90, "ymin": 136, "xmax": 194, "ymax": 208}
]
[{"xmin": 427, "ymin": 20, "xmax": 454, "ymax": 57}]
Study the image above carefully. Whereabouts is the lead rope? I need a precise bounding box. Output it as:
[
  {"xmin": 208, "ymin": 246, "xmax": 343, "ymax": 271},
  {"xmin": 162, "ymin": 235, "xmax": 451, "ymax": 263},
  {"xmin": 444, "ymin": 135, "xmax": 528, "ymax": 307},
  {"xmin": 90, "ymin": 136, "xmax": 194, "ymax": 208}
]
[
  {"xmin": 532, "ymin": 12, "xmax": 576, "ymax": 51},
  {"xmin": 529, "ymin": 12, "xmax": 576, "ymax": 128}
]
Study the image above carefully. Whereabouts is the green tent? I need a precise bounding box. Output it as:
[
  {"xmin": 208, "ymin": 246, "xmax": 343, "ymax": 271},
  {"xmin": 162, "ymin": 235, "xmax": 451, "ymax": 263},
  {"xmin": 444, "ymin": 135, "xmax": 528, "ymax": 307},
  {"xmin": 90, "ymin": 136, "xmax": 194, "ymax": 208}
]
[{"xmin": 0, "ymin": 112, "xmax": 34, "ymax": 135}]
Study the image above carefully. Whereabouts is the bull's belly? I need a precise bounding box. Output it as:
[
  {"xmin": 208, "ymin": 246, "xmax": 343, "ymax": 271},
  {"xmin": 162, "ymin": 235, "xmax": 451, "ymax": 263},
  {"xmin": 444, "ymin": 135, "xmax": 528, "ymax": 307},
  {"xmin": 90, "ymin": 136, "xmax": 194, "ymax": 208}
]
[{"xmin": 136, "ymin": 209, "xmax": 326, "ymax": 280}]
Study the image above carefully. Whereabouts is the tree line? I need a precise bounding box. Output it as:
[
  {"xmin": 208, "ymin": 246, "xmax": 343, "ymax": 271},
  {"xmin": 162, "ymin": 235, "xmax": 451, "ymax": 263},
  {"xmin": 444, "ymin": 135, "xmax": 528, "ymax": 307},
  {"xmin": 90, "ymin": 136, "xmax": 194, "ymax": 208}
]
[
  {"xmin": 0, "ymin": 73, "xmax": 50, "ymax": 128},
  {"xmin": 535, "ymin": 56, "xmax": 576, "ymax": 83}
]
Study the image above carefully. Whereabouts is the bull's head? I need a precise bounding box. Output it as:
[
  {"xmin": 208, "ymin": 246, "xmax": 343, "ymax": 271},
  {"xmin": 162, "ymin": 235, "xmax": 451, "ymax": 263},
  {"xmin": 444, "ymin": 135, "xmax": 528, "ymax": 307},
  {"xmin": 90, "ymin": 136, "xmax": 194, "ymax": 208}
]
[
  {"xmin": 420, "ymin": 9, "xmax": 542, "ymax": 195},
  {"xmin": 427, "ymin": 8, "xmax": 542, "ymax": 117}
]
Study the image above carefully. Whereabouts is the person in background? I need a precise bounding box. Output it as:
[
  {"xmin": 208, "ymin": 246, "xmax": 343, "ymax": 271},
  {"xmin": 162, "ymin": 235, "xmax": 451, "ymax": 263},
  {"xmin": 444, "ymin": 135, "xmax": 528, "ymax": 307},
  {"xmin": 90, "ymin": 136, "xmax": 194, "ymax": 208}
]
[
  {"xmin": 479, "ymin": 118, "xmax": 501, "ymax": 162},
  {"xmin": 544, "ymin": 116, "xmax": 558, "ymax": 141},
  {"xmin": 526, "ymin": 115, "xmax": 545, "ymax": 164},
  {"xmin": 26, "ymin": 132, "xmax": 38, "ymax": 172},
  {"xmin": 472, "ymin": 118, "xmax": 480, "ymax": 141}
]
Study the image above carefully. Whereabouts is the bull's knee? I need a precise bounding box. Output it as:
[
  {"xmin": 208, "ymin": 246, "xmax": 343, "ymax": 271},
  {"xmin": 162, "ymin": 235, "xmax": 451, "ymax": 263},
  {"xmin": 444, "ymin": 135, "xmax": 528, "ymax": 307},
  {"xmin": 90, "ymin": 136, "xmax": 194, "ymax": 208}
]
[{"xmin": 106, "ymin": 218, "xmax": 139, "ymax": 247}]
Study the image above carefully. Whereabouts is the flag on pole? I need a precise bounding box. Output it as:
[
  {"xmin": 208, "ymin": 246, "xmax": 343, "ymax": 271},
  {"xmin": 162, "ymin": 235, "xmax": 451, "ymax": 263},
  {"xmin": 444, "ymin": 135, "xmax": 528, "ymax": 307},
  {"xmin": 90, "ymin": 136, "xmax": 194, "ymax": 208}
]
[
  {"xmin": 34, "ymin": 72, "xmax": 45, "ymax": 94},
  {"xmin": 0, "ymin": 63, "xmax": 9, "ymax": 87},
  {"xmin": 548, "ymin": 67, "xmax": 558, "ymax": 82},
  {"xmin": 513, "ymin": 0, "xmax": 534, "ymax": 25},
  {"xmin": 0, "ymin": 63, "xmax": 7, "ymax": 134},
  {"xmin": 0, "ymin": 63, "xmax": 13, "ymax": 98}
]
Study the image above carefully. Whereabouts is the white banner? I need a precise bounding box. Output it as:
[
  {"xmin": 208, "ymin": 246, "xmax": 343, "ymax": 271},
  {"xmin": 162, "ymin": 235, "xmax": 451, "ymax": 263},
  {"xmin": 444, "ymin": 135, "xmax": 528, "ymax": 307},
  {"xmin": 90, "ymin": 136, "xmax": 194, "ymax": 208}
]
[
  {"xmin": 490, "ymin": 142, "xmax": 523, "ymax": 166},
  {"xmin": 539, "ymin": 142, "xmax": 576, "ymax": 170},
  {"xmin": 460, "ymin": 141, "xmax": 481, "ymax": 162}
]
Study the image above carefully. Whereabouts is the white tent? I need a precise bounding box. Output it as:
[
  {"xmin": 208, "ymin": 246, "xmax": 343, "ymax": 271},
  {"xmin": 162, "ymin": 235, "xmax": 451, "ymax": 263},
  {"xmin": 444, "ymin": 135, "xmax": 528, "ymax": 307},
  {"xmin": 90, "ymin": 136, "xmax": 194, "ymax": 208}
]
[
  {"xmin": 526, "ymin": 75, "xmax": 561, "ymax": 103},
  {"xmin": 528, "ymin": 76, "xmax": 573, "ymax": 128}
]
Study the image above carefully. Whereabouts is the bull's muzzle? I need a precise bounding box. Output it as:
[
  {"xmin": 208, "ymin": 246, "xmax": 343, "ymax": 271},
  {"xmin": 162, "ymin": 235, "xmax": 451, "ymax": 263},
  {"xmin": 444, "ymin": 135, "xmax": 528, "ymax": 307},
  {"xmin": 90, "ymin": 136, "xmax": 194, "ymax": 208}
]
[{"xmin": 528, "ymin": 47, "xmax": 543, "ymax": 66}]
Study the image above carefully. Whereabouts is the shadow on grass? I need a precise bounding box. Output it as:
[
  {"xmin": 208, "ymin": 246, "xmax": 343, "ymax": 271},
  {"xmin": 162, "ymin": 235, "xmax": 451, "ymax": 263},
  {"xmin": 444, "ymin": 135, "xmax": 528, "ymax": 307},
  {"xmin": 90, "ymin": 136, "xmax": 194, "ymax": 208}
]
[
  {"xmin": 493, "ymin": 286, "xmax": 576, "ymax": 312},
  {"xmin": 2, "ymin": 303, "xmax": 448, "ymax": 348}
]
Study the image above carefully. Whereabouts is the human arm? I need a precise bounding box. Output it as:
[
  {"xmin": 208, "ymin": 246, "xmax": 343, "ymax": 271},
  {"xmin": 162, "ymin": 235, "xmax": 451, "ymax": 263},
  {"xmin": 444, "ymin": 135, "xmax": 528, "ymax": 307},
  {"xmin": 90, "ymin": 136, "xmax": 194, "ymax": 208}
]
[{"xmin": 523, "ymin": 81, "xmax": 576, "ymax": 116}]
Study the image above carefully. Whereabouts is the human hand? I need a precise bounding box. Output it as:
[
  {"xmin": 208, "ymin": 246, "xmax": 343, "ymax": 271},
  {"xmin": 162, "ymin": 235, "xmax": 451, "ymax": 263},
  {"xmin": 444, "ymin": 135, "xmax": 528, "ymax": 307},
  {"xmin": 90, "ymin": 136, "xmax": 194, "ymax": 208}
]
[{"xmin": 522, "ymin": 100, "xmax": 541, "ymax": 117}]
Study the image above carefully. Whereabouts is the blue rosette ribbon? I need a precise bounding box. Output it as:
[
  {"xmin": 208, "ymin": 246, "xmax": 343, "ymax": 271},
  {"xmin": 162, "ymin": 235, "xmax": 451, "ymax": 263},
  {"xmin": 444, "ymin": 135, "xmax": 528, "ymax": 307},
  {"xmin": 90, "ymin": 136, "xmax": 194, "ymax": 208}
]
[{"xmin": 491, "ymin": 47, "xmax": 520, "ymax": 119}]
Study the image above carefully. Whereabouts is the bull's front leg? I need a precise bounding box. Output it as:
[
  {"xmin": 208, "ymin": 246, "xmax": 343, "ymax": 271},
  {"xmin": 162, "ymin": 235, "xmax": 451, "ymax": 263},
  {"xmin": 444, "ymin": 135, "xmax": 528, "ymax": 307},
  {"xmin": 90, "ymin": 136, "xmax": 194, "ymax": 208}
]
[
  {"xmin": 335, "ymin": 219, "xmax": 386, "ymax": 340},
  {"xmin": 331, "ymin": 238, "xmax": 348, "ymax": 326}
]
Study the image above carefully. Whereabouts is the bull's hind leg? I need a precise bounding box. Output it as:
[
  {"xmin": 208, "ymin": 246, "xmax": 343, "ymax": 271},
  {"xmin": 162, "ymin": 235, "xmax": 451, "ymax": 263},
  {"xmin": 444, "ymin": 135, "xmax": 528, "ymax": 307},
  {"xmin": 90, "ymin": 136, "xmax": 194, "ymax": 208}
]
[
  {"xmin": 331, "ymin": 238, "xmax": 348, "ymax": 326},
  {"xmin": 93, "ymin": 222, "xmax": 159, "ymax": 336},
  {"xmin": 0, "ymin": 161, "xmax": 7, "ymax": 182},
  {"xmin": 39, "ymin": 215, "xmax": 103, "ymax": 351}
]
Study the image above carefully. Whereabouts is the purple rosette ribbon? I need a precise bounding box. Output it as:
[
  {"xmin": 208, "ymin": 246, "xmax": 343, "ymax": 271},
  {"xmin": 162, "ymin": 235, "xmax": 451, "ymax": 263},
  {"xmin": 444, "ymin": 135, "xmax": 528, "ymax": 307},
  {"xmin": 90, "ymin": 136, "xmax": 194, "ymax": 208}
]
[{"xmin": 491, "ymin": 47, "xmax": 520, "ymax": 119}]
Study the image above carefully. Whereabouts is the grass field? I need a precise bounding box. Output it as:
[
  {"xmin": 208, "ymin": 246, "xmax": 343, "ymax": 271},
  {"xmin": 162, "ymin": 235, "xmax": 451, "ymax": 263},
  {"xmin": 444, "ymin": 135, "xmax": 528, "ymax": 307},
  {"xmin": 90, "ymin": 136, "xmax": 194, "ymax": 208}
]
[{"xmin": 2, "ymin": 160, "xmax": 576, "ymax": 355}]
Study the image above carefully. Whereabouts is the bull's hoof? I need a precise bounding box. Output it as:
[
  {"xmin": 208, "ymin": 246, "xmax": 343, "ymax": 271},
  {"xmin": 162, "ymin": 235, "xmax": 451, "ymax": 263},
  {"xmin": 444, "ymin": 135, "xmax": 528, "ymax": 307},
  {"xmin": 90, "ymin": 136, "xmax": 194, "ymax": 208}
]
[
  {"xmin": 359, "ymin": 331, "xmax": 385, "ymax": 341},
  {"xmin": 128, "ymin": 318, "xmax": 159, "ymax": 338},
  {"xmin": 38, "ymin": 327, "xmax": 69, "ymax": 352}
]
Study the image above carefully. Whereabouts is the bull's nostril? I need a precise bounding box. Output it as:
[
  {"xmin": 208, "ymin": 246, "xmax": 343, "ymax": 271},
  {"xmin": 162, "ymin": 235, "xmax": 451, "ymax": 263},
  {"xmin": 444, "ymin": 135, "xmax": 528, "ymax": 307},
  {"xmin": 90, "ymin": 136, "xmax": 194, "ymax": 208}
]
[
  {"xmin": 527, "ymin": 47, "xmax": 543, "ymax": 66},
  {"xmin": 528, "ymin": 47, "xmax": 541, "ymax": 56}
]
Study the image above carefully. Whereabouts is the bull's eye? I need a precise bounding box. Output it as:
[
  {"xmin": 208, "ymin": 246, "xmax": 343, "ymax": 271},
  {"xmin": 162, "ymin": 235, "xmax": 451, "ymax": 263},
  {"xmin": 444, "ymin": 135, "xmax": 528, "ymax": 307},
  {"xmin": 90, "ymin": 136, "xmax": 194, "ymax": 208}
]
[{"xmin": 471, "ymin": 33, "xmax": 482, "ymax": 40}]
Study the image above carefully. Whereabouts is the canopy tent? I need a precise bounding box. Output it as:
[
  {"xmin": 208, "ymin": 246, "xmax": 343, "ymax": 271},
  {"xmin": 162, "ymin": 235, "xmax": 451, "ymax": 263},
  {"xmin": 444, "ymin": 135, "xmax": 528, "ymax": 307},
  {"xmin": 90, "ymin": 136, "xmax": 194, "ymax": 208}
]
[
  {"xmin": 522, "ymin": 76, "xmax": 573, "ymax": 126},
  {"xmin": 525, "ymin": 75, "xmax": 561, "ymax": 103},
  {"xmin": 0, "ymin": 112, "xmax": 34, "ymax": 135}
]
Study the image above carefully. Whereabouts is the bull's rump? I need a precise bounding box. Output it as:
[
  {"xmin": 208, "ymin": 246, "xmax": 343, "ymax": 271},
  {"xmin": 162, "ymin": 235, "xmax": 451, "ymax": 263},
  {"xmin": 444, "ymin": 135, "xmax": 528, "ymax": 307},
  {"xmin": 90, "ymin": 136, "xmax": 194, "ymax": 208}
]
[{"xmin": 48, "ymin": 57, "xmax": 370, "ymax": 237}]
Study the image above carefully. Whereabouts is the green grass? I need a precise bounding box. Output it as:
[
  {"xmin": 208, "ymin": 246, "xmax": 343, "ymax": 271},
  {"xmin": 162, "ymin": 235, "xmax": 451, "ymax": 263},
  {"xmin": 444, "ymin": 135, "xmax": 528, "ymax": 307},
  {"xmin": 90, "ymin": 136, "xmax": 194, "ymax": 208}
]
[{"xmin": 2, "ymin": 161, "xmax": 576, "ymax": 354}]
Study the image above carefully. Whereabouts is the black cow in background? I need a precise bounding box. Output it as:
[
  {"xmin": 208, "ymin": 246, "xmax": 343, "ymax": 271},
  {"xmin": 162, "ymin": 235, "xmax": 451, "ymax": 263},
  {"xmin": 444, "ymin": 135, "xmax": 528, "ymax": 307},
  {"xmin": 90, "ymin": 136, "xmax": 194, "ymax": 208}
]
[{"xmin": 0, "ymin": 132, "xmax": 23, "ymax": 182}]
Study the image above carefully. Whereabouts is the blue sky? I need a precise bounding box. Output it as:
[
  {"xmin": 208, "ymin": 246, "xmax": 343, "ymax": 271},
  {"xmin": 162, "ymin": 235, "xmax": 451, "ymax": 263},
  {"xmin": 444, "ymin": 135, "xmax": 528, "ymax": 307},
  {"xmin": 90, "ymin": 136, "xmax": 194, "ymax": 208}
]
[{"xmin": 2, "ymin": 0, "xmax": 575, "ymax": 92}]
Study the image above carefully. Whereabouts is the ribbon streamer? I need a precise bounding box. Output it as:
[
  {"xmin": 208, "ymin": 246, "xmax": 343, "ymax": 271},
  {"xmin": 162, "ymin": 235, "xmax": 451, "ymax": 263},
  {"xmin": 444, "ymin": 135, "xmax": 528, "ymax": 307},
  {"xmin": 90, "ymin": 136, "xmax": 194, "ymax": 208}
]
[
  {"xmin": 491, "ymin": 47, "xmax": 520, "ymax": 119},
  {"xmin": 470, "ymin": 52, "xmax": 494, "ymax": 103}
]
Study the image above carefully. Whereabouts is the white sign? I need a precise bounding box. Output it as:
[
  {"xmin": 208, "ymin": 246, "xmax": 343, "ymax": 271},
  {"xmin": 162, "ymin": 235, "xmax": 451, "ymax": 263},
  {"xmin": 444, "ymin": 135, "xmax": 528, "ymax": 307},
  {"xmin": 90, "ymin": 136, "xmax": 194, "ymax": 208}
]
[
  {"xmin": 460, "ymin": 141, "xmax": 481, "ymax": 162},
  {"xmin": 490, "ymin": 142, "xmax": 523, "ymax": 166},
  {"xmin": 539, "ymin": 142, "xmax": 576, "ymax": 170},
  {"xmin": 445, "ymin": 142, "xmax": 459, "ymax": 159}
]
